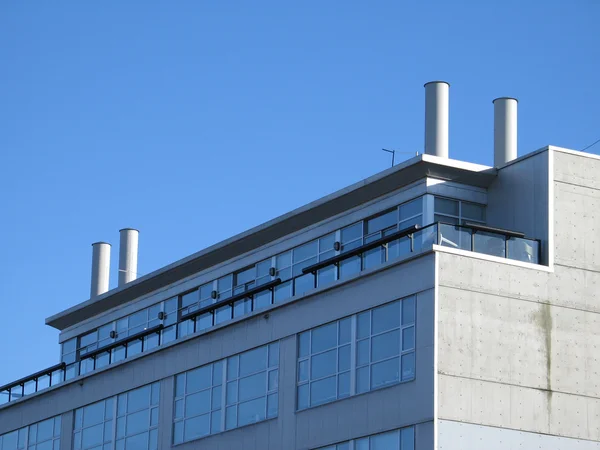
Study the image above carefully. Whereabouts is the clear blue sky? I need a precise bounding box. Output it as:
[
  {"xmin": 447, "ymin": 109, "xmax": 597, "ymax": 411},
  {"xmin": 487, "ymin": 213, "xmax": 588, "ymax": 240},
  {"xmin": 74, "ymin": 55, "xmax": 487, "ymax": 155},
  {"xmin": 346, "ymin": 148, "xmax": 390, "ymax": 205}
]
[{"xmin": 1, "ymin": 1, "xmax": 599, "ymax": 386}]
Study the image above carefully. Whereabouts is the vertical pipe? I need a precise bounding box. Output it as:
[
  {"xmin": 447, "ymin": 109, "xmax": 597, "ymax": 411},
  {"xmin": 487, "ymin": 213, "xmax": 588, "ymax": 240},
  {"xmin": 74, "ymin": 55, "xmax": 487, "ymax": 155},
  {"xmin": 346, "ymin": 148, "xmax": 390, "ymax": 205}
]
[
  {"xmin": 118, "ymin": 228, "xmax": 139, "ymax": 286},
  {"xmin": 424, "ymin": 81, "xmax": 450, "ymax": 158},
  {"xmin": 493, "ymin": 97, "xmax": 518, "ymax": 167},
  {"xmin": 91, "ymin": 242, "xmax": 111, "ymax": 298}
]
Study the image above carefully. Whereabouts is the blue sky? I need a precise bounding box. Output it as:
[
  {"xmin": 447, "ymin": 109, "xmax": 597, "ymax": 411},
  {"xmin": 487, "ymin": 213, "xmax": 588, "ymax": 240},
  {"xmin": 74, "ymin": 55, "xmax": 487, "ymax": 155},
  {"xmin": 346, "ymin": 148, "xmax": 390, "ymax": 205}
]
[{"xmin": 0, "ymin": 1, "xmax": 598, "ymax": 386}]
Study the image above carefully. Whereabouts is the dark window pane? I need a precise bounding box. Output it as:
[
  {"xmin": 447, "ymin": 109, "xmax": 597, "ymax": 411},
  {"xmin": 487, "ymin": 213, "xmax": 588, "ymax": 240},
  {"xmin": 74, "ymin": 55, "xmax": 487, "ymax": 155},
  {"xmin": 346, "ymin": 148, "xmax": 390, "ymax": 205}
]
[
  {"xmin": 239, "ymin": 347, "xmax": 267, "ymax": 376},
  {"xmin": 435, "ymin": 197, "xmax": 459, "ymax": 216},
  {"xmin": 294, "ymin": 273, "xmax": 315, "ymax": 296},
  {"xmin": 185, "ymin": 390, "xmax": 211, "ymax": 417},
  {"xmin": 83, "ymin": 402, "xmax": 105, "ymax": 427},
  {"xmin": 371, "ymin": 357, "xmax": 400, "ymax": 389},
  {"xmin": 184, "ymin": 414, "xmax": 209, "ymax": 441},
  {"xmin": 293, "ymin": 241, "xmax": 318, "ymax": 263},
  {"xmin": 310, "ymin": 376, "xmax": 336, "ymax": 406},
  {"xmin": 238, "ymin": 397, "xmax": 266, "ymax": 426},
  {"xmin": 372, "ymin": 301, "xmax": 400, "ymax": 334},
  {"xmin": 372, "ymin": 330, "xmax": 400, "ymax": 362},
  {"xmin": 238, "ymin": 372, "xmax": 267, "ymax": 402},
  {"xmin": 402, "ymin": 296, "xmax": 416, "ymax": 325},
  {"xmin": 310, "ymin": 350, "xmax": 337, "ymax": 379},
  {"xmin": 311, "ymin": 322, "xmax": 337, "ymax": 353},
  {"xmin": 126, "ymin": 409, "xmax": 149, "ymax": 435},
  {"xmin": 462, "ymin": 202, "xmax": 486, "ymax": 222},
  {"xmin": 181, "ymin": 290, "xmax": 198, "ymax": 309},
  {"xmin": 235, "ymin": 267, "xmax": 255, "ymax": 287},
  {"xmin": 339, "ymin": 256, "xmax": 360, "ymax": 280},
  {"xmin": 319, "ymin": 233, "xmax": 335, "ymax": 252},
  {"xmin": 367, "ymin": 210, "xmax": 397, "ymax": 234},
  {"xmin": 399, "ymin": 198, "xmax": 423, "ymax": 221},
  {"xmin": 187, "ymin": 366, "xmax": 212, "ymax": 393},
  {"xmin": 341, "ymin": 223, "xmax": 362, "ymax": 243}
]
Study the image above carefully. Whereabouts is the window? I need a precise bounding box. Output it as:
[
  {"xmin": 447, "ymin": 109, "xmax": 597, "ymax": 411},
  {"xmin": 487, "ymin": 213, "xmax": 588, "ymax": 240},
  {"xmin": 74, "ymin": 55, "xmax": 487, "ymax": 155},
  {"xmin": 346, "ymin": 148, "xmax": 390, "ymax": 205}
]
[
  {"xmin": 60, "ymin": 197, "xmax": 426, "ymax": 386},
  {"xmin": 0, "ymin": 416, "xmax": 61, "ymax": 450},
  {"xmin": 297, "ymin": 296, "xmax": 416, "ymax": 410},
  {"xmin": 434, "ymin": 197, "xmax": 485, "ymax": 225},
  {"xmin": 73, "ymin": 383, "xmax": 159, "ymax": 450},
  {"xmin": 317, "ymin": 426, "xmax": 414, "ymax": 450},
  {"xmin": 173, "ymin": 342, "xmax": 279, "ymax": 444}
]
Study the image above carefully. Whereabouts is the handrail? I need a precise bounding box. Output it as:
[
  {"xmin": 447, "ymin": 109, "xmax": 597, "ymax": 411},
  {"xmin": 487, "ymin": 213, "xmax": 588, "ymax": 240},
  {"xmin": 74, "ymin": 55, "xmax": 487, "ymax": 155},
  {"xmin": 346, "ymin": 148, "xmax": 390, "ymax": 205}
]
[
  {"xmin": 180, "ymin": 278, "xmax": 282, "ymax": 322},
  {"xmin": 302, "ymin": 224, "xmax": 422, "ymax": 275},
  {"xmin": 82, "ymin": 324, "xmax": 164, "ymax": 360},
  {"xmin": 0, "ymin": 362, "xmax": 66, "ymax": 393},
  {"xmin": 462, "ymin": 222, "xmax": 525, "ymax": 239}
]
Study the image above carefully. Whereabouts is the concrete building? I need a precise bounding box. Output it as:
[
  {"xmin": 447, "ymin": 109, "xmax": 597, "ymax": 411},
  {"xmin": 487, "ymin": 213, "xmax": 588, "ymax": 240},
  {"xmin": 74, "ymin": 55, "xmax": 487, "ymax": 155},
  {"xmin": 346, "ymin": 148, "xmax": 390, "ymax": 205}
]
[{"xmin": 1, "ymin": 82, "xmax": 599, "ymax": 450}]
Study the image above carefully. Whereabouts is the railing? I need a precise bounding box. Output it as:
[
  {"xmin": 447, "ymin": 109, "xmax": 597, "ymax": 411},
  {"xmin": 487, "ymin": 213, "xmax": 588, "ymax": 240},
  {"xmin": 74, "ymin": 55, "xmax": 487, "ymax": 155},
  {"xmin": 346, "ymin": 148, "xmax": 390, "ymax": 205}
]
[
  {"xmin": 436, "ymin": 222, "xmax": 541, "ymax": 264},
  {"xmin": 0, "ymin": 363, "xmax": 66, "ymax": 405},
  {"xmin": 0, "ymin": 221, "xmax": 540, "ymax": 407}
]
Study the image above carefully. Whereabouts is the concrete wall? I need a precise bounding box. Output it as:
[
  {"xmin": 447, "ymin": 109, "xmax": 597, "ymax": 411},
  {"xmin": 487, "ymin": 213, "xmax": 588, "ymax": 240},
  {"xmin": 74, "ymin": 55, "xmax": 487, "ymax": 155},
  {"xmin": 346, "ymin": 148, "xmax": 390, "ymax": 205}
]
[
  {"xmin": 554, "ymin": 150, "xmax": 600, "ymax": 272},
  {"xmin": 436, "ymin": 248, "xmax": 600, "ymax": 442},
  {"xmin": 0, "ymin": 254, "xmax": 436, "ymax": 450},
  {"xmin": 438, "ymin": 420, "xmax": 600, "ymax": 449},
  {"xmin": 486, "ymin": 149, "xmax": 550, "ymax": 264}
]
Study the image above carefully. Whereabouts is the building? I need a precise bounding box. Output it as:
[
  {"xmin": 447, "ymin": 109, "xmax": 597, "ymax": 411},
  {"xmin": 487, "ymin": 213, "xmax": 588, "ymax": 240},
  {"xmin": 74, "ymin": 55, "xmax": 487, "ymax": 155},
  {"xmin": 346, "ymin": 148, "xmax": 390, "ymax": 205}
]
[{"xmin": 1, "ymin": 82, "xmax": 599, "ymax": 450}]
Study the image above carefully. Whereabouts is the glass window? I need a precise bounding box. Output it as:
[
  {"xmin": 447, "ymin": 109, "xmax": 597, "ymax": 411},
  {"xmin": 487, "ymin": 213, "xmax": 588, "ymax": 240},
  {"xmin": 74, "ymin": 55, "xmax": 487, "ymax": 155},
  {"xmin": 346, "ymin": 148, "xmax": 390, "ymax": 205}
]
[
  {"xmin": 173, "ymin": 342, "xmax": 279, "ymax": 444},
  {"xmin": 316, "ymin": 426, "xmax": 414, "ymax": 450},
  {"xmin": 63, "ymin": 197, "xmax": 432, "ymax": 386},
  {"xmin": 462, "ymin": 201, "xmax": 486, "ymax": 222},
  {"xmin": 1, "ymin": 416, "xmax": 62, "ymax": 450},
  {"xmin": 366, "ymin": 210, "xmax": 397, "ymax": 235},
  {"xmin": 73, "ymin": 383, "xmax": 158, "ymax": 450},
  {"xmin": 298, "ymin": 296, "xmax": 416, "ymax": 410}
]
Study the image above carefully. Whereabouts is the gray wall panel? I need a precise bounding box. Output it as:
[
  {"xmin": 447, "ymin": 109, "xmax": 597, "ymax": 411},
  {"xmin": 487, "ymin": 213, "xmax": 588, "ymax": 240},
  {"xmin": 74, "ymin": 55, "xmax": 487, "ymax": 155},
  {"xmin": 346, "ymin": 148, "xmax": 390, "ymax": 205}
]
[{"xmin": 487, "ymin": 150, "xmax": 550, "ymax": 263}]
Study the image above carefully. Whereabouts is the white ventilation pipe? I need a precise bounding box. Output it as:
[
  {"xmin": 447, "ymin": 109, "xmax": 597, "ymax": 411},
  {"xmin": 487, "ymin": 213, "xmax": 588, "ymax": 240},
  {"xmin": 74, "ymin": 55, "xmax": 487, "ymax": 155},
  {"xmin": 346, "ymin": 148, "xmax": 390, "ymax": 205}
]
[
  {"xmin": 493, "ymin": 97, "xmax": 518, "ymax": 167},
  {"xmin": 91, "ymin": 242, "xmax": 111, "ymax": 298},
  {"xmin": 118, "ymin": 228, "xmax": 139, "ymax": 286},
  {"xmin": 424, "ymin": 81, "xmax": 450, "ymax": 158}
]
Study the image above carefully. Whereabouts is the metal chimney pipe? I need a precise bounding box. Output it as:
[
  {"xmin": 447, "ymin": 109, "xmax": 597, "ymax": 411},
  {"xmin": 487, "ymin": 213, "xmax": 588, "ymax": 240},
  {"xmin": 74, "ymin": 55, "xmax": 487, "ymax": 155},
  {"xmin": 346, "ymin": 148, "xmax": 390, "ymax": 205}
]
[
  {"xmin": 493, "ymin": 97, "xmax": 518, "ymax": 167},
  {"xmin": 118, "ymin": 228, "xmax": 139, "ymax": 286},
  {"xmin": 424, "ymin": 81, "xmax": 450, "ymax": 158},
  {"xmin": 91, "ymin": 242, "xmax": 111, "ymax": 298}
]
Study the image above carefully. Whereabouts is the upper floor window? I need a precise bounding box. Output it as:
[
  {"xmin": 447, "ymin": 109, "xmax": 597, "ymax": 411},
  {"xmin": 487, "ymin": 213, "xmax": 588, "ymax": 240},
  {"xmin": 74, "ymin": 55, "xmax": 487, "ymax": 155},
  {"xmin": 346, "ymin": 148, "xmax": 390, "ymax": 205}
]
[
  {"xmin": 317, "ymin": 425, "xmax": 415, "ymax": 450},
  {"xmin": 297, "ymin": 296, "xmax": 416, "ymax": 410},
  {"xmin": 173, "ymin": 342, "xmax": 279, "ymax": 444},
  {"xmin": 434, "ymin": 197, "xmax": 485, "ymax": 225},
  {"xmin": 73, "ymin": 382, "xmax": 160, "ymax": 450},
  {"xmin": 0, "ymin": 416, "xmax": 61, "ymax": 450}
]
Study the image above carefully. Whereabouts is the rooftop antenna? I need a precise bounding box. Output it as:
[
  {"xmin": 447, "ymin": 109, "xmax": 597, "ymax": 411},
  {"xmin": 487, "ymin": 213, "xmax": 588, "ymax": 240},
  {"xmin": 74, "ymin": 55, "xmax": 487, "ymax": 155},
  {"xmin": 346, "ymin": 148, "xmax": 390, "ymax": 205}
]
[{"xmin": 381, "ymin": 149, "xmax": 420, "ymax": 167}]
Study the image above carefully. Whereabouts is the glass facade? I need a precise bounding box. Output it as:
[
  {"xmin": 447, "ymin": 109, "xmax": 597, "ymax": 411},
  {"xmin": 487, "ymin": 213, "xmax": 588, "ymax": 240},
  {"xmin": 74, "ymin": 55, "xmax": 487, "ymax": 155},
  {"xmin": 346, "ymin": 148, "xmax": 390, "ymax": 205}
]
[
  {"xmin": 0, "ymin": 416, "xmax": 61, "ymax": 450},
  {"xmin": 10, "ymin": 192, "xmax": 545, "ymax": 406},
  {"xmin": 73, "ymin": 382, "xmax": 159, "ymax": 450},
  {"xmin": 297, "ymin": 296, "xmax": 416, "ymax": 410},
  {"xmin": 318, "ymin": 426, "xmax": 415, "ymax": 450},
  {"xmin": 173, "ymin": 342, "xmax": 279, "ymax": 444},
  {"xmin": 52, "ymin": 197, "xmax": 426, "ymax": 388}
]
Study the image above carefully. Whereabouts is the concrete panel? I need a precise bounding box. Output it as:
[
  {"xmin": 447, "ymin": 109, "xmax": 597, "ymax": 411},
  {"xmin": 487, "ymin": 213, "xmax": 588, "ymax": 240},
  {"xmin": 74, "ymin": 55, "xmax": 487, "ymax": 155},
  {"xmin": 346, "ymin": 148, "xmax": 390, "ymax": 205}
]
[
  {"xmin": 487, "ymin": 150, "xmax": 550, "ymax": 264},
  {"xmin": 438, "ymin": 375, "xmax": 600, "ymax": 442},
  {"xmin": 438, "ymin": 419, "xmax": 600, "ymax": 449},
  {"xmin": 0, "ymin": 256, "xmax": 435, "ymax": 441},
  {"xmin": 554, "ymin": 180, "xmax": 600, "ymax": 272},
  {"xmin": 555, "ymin": 150, "xmax": 600, "ymax": 191},
  {"xmin": 437, "ymin": 285, "xmax": 600, "ymax": 398},
  {"xmin": 437, "ymin": 252, "xmax": 600, "ymax": 315}
]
